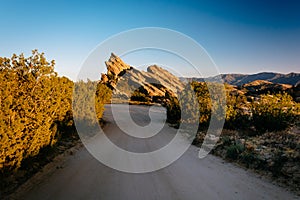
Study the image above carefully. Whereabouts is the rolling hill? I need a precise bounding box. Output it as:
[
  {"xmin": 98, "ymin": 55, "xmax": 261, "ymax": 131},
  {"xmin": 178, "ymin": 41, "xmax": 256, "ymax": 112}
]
[{"xmin": 184, "ymin": 72, "xmax": 300, "ymax": 86}]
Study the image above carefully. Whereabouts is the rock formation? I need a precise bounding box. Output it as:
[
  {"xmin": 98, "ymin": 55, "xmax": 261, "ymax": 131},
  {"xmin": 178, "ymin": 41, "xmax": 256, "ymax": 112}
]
[
  {"xmin": 100, "ymin": 53, "xmax": 185, "ymax": 103},
  {"xmin": 104, "ymin": 53, "xmax": 132, "ymax": 78}
]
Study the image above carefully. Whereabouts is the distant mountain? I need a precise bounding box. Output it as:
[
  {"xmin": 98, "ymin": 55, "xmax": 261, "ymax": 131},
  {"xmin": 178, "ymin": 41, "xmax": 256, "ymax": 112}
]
[
  {"xmin": 184, "ymin": 72, "xmax": 300, "ymax": 86},
  {"xmin": 242, "ymin": 80, "xmax": 293, "ymax": 96},
  {"xmin": 221, "ymin": 72, "xmax": 300, "ymax": 86}
]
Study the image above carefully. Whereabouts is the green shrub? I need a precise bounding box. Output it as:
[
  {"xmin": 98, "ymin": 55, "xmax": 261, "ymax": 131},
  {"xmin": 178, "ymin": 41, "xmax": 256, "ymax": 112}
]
[
  {"xmin": 240, "ymin": 151, "xmax": 258, "ymax": 167},
  {"xmin": 226, "ymin": 143, "xmax": 245, "ymax": 160},
  {"xmin": 221, "ymin": 136, "xmax": 232, "ymax": 146},
  {"xmin": 165, "ymin": 92, "xmax": 181, "ymax": 123}
]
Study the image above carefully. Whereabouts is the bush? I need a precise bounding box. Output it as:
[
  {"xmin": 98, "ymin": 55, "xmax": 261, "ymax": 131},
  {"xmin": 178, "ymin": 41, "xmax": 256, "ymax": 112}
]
[
  {"xmin": 0, "ymin": 51, "xmax": 111, "ymax": 172},
  {"xmin": 251, "ymin": 93, "xmax": 299, "ymax": 133},
  {"xmin": 221, "ymin": 136, "xmax": 232, "ymax": 146},
  {"xmin": 225, "ymin": 92, "xmax": 251, "ymax": 129},
  {"xmin": 226, "ymin": 143, "xmax": 245, "ymax": 160},
  {"xmin": 165, "ymin": 91, "xmax": 181, "ymax": 123},
  {"xmin": 95, "ymin": 81, "xmax": 112, "ymax": 119},
  {"xmin": 240, "ymin": 151, "xmax": 259, "ymax": 168},
  {"xmin": 165, "ymin": 83, "xmax": 201, "ymax": 124},
  {"xmin": 191, "ymin": 82, "xmax": 211, "ymax": 125},
  {"xmin": 130, "ymin": 90, "xmax": 150, "ymax": 102},
  {"xmin": 0, "ymin": 51, "xmax": 73, "ymax": 171},
  {"xmin": 270, "ymin": 151, "xmax": 288, "ymax": 177}
]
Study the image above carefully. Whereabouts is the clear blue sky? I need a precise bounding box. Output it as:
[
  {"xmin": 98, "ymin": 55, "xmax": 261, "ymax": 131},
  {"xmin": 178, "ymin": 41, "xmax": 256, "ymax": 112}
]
[{"xmin": 0, "ymin": 0, "xmax": 299, "ymax": 79}]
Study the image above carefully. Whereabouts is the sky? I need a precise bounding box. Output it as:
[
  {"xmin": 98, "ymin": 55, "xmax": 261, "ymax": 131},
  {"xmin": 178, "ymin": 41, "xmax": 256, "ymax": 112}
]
[{"xmin": 0, "ymin": 0, "xmax": 299, "ymax": 79}]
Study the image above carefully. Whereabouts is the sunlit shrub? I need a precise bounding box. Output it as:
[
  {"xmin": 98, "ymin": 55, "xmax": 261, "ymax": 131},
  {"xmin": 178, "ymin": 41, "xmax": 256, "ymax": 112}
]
[{"xmin": 251, "ymin": 93, "xmax": 299, "ymax": 132}]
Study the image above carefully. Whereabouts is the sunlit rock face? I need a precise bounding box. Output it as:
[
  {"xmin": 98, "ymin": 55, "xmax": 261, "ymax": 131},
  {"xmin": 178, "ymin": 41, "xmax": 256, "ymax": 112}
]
[{"xmin": 101, "ymin": 53, "xmax": 184, "ymax": 103}]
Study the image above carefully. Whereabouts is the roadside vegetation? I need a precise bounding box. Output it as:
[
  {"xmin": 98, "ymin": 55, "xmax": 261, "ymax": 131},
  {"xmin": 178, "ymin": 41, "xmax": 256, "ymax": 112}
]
[
  {"xmin": 165, "ymin": 81, "xmax": 300, "ymax": 192},
  {"xmin": 0, "ymin": 51, "xmax": 111, "ymax": 196}
]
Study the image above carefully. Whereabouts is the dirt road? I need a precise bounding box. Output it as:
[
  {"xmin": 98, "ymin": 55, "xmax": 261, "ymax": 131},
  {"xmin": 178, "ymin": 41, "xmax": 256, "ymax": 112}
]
[{"xmin": 11, "ymin": 105, "xmax": 298, "ymax": 200}]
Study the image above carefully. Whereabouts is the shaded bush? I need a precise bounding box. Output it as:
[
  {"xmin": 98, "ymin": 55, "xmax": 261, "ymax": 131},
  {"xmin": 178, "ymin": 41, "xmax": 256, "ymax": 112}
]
[
  {"xmin": 239, "ymin": 151, "xmax": 268, "ymax": 169},
  {"xmin": 130, "ymin": 90, "xmax": 150, "ymax": 102},
  {"xmin": 270, "ymin": 151, "xmax": 288, "ymax": 177},
  {"xmin": 240, "ymin": 151, "xmax": 257, "ymax": 167},
  {"xmin": 226, "ymin": 143, "xmax": 245, "ymax": 160},
  {"xmin": 221, "ymin": 136, "xmax": 232, "ymax": 146},
  {"xmin": 165, "ymin": 91, "xmax": 181, "ymax": 123}
]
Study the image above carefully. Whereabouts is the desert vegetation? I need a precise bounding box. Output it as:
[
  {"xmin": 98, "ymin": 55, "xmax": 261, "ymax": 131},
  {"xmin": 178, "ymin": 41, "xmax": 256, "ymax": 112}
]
[
  {"xmin": 166, "ymin": 81, "xmax": 299, "ymax": 130},
  {"xmin": 165, "ymin": 81, "xmax": 300, "ymax": 191},
  {"xmin": 0, "ymin": 51, "xmax": 111, "ymax": 194}
]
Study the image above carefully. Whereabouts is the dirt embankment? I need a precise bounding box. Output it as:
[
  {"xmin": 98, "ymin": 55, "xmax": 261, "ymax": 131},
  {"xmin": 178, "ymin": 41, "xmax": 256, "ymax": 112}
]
[{"xmin": 193, "ymin": 126, "xmax": 300, "ymax": 195}]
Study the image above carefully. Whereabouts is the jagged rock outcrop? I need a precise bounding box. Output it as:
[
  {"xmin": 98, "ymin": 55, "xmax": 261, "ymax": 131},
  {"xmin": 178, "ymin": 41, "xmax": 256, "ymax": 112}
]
[
  {"xmin": 101, "ymin": 53, "xmax": 184, "ymax": 102},
  {"xmin": 105, "ymin": 53, "xmax": 132, "ymax": 78}
]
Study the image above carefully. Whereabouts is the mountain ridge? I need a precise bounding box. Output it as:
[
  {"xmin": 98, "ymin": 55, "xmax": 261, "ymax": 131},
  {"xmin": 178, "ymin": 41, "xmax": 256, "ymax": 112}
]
[{"xmin": 182, "ymin": 72, "xmax": 300, "ymax": 86}]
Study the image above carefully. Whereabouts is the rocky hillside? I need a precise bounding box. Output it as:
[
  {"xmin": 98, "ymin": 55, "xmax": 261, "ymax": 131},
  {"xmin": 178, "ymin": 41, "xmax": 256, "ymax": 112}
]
[
  {"xmin": 242, "ymin": 80, "xmax": 292, "ymax": 95},
  {"xmin": 233, "ymin": 80, "xmax": 299, "ymax": 102},
  {"xmin": 101, "ymin": 53, "xmax": 184, "ymax": 103}
]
